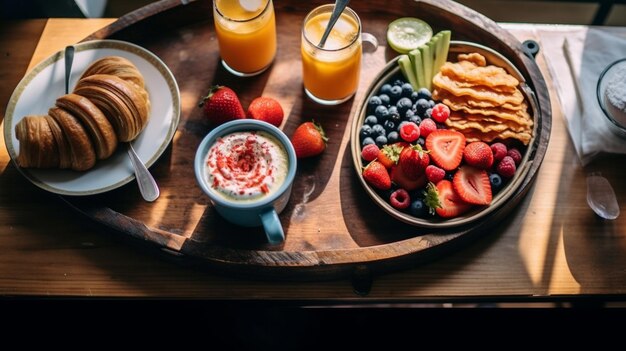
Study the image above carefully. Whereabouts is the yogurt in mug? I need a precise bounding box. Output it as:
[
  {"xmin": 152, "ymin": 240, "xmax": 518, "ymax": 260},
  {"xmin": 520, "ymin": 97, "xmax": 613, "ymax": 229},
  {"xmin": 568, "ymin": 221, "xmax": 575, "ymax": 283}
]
[{"xmin": 204, "ymin": 130, "xmax": 288, "ymax": 202}]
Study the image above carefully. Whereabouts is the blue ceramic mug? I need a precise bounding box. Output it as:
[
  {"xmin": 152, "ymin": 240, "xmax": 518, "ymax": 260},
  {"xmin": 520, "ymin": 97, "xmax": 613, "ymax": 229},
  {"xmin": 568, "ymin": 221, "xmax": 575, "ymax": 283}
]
[{"xmin": 194, "ymin": 119, "xmax": 297, "ymax": 244}]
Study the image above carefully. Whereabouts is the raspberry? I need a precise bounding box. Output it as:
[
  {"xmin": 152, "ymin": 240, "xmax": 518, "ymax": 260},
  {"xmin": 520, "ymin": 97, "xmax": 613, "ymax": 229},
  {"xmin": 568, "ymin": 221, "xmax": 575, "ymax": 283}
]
[
  {"xmin": 389, "ymin": 188, "xmax": 410, "ymax": 209},
  {"xmin": 361, "ymin": 143, "xmax": 379, "ymax": 162},
  {"xmin": 399, "ymin": 121, "xmax": 420, "ymax": 142},
  {"xmin": 419, "ymin": 118, "xmax": 437, "ymax": 138},
  {"xmin": 425, "ymin": 165, "xmax": 445, "ymax": 183},
  {"xmin": 507, "ymin": 148, "xmax": 522, "ymax": 165},
  {"xmin": 497, "ymin": 156, "xmax": 516, "ymax": 178},
  {"xmin": 431, "ymin": 103, "xmax": 450, "ymax": 123},
  {"xmin": 490, "ymin": 142, "xmax": 508, "ymax": 162}
]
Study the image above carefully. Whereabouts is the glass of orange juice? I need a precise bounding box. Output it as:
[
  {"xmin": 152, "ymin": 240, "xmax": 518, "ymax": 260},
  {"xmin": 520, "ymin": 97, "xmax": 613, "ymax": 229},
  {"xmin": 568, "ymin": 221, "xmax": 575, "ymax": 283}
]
[
  {"xmin": 213, "ymin": 0, "xmax": 277, "ymax": 77},
  {"xmin": 301, "ymin": 4, "xmax": 377, "ymax": 105}
]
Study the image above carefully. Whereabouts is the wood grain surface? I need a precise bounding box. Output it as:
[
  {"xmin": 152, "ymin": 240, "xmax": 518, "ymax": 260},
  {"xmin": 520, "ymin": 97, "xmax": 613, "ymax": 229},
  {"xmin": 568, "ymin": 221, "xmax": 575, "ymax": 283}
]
[
  {"xmin": 57, "ymin": 0, "xmax": 552, "ymax": 279},
  {"xmin": 1, "ymin": 0, "xmax": 625, "ymax": 299}
]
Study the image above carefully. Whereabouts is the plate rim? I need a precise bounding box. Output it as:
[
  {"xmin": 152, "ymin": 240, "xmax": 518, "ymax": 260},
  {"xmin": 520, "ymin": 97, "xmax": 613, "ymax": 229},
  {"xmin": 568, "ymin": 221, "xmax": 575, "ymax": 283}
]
[
  {"xmin": 350, "ymin": 40, "xmax": 539, "ymax": 229},
  {"xmin": 2, "ymin": 39, "xmax": 181, "ymax": 196}
]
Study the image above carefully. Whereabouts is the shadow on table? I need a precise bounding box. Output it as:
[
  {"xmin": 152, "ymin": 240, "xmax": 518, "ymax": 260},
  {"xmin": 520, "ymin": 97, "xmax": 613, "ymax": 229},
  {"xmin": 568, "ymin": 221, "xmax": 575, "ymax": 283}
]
[{"xmin": 562, "ymin": 154, "xmax": 626, "ymax": 295}]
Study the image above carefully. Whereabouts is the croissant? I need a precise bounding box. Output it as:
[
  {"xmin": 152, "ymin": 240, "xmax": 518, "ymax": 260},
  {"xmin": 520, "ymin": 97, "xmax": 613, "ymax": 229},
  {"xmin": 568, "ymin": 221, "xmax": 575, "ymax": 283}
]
[
  {"xmin": 14, "ymin": 56, "xmax": 150, "ymax": 171},
  {"xmin": 48, "ymin": 106, "xmax": 97, "ymax": 171},
  {"xmin": 15, "ymin": 115, "xmax": 59, "ymax": 169},
  {"xmin": 79, "ymin": 56, "xmax": 145, "ymax": 90},
  {"xmin": 74, "ymin": 74, "xmax": 150, "ymax": 142},
  {"xmin": 56, "ymin": 93, "xmax": 117, "ymax": 159}
]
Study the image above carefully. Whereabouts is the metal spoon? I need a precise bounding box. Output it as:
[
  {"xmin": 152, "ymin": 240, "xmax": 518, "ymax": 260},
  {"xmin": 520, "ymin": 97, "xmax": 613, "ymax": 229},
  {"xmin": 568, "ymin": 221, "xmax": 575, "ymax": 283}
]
[
  {"xmin": 126, "ymin": 143, "xmax": 159, "ymax": 202},
  {"xmin": 318, "ymin": 0, "xmax": 350, "ymax": 48},
  {"xmin": 64, "ymin": 45, "xmax": 160, "ymax": 202},
  {"xmin": 587, "ymin": 173, "xmax": 619, "ymax": 220}
]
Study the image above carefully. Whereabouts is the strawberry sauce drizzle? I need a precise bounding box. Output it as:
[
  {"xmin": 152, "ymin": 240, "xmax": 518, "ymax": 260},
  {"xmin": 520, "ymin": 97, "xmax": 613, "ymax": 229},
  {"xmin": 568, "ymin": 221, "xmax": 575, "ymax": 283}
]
[{"xmin": 205, "ymin": 131, "xmax": 286, "ymax": 200}]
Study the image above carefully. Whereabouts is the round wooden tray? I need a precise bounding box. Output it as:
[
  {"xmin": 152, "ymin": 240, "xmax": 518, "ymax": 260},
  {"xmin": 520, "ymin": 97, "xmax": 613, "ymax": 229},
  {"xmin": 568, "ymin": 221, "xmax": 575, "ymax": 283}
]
[{"xmin": 62, "ymin": 0, "xmax": 551, "ymax": 281}]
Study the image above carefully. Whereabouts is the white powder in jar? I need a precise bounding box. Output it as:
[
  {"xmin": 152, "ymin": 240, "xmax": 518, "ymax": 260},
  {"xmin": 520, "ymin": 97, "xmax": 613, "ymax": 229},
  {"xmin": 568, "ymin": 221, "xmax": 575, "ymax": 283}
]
[{"xmin": 604, "ymin": 64, "xmax": 626, "ymax": 126}]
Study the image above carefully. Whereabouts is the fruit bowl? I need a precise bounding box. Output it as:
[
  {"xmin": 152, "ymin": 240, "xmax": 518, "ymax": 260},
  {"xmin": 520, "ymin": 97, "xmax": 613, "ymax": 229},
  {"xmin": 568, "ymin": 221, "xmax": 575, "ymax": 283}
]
[{"xmin": 350, "ymin": 41, "xmax": 540, "ymax": 229}]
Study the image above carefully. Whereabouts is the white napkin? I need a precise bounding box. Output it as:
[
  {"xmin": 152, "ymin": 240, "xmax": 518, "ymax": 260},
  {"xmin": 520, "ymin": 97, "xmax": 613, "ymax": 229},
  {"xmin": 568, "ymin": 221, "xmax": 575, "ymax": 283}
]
[{"xmin": 541, "ymin": 28, "xmax": 626, "ymax": 166}]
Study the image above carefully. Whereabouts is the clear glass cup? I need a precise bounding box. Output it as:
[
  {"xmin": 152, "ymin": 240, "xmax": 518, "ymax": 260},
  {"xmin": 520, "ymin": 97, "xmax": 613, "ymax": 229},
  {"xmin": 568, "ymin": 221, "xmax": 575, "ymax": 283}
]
[
  {"xmin": 213, "ymin": 0, "xmax": 277, "ymax": 77},
  {"xmin": 301, "ymin": 4, "xmax": 377, "ymax": 105}
]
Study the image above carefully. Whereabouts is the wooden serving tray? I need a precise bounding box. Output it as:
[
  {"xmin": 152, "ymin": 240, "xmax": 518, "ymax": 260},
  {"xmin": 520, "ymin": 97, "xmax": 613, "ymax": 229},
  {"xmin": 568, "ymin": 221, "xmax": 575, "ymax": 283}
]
[{"xmin": 62, "ymin": 0, "xmax": 551, "ymax": 281}]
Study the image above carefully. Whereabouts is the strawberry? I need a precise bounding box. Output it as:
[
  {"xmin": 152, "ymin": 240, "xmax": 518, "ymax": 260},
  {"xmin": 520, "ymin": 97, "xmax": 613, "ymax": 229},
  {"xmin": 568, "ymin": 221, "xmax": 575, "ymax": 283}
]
[
  {"xmin": 463, "ymin": 141, "xmax": 494, "ymax": 170},
  {"xmin": 423, "ymin": 182, "xmax": 442, "ymax": 216},
  {"xmin": 363, "ymin": 160, "xmax": 391, "ymax": 190},
  {"xmin": 377, "ymin": 143, "xmax": 403, "ymax": 168},
  {"xmin": 452, "ymin": 166, "xmax": 492, "ymax": 205},
  {"xmin": 425, "ymin": 165, "xmax": 445, "ymax": 184},
  {"xmin": 435, "ymin": 180, "xmax": 472, "ymax": 218},
  {"xmin": 398, "ymin": 144, "xmax": 429, "ymax": 180},
  {"xmin": 199, "ymin": 85, "xmax": 245, "ymax": 126},
  {"xmin": 247, "ymin": 97, "xmax": 284, "ymax": 127},
  {"xmin": 291, "ymin": 121, "xmax": 327, "ymax": 158},
  {"xmin": 425, "ymin": 129, "xmax": 466, "ymax": 171},
  {"xmin": 390, "ymin": 165, "xmax": 427, "ymax": 191}
]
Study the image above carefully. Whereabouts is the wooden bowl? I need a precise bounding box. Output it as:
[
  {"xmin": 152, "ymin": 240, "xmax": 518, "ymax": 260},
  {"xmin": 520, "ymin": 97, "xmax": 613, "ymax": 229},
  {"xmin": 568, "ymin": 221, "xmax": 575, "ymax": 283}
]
[{"xmin": 350, "ymin": 41, "xmax": 541, "ymax": 229}]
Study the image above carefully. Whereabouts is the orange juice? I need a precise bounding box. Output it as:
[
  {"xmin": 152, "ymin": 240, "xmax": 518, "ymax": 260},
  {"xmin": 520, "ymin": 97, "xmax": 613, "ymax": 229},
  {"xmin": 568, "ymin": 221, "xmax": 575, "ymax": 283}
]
[
  {"xmin": 301, "ymin": 5, "xmax": 362, "ymax": 104},
  {"xmin": 214, "ymin": 0, "xmax": 277, "ymax": 76}
]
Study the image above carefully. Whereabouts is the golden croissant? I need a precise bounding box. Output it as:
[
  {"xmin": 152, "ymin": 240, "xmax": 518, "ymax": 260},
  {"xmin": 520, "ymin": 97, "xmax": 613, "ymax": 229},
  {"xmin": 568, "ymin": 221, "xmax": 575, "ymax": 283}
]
[{"xmin": 15, "ymin": 56, "xmax": 151, "ymax": 171}]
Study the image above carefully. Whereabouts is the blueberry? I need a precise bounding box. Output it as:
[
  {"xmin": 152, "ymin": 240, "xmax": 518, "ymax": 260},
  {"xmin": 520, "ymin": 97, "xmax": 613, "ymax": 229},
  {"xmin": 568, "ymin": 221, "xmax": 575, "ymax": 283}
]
[
  {"xmin": 389, "ymin": 86, "xmax": 402, "ymax": 104},
  {"xmin": 444, "ymin": 171, "xmax": 454, "ymax": 181},
  {"xmin": 367, "ymin": 96, "xmax": 382, "ymax": 113},
  {"xmin": 379, "ymin": 84, "xmax": 393, "ymax": 96},
  {"xmin": 414, "ymin": 98, "xmax": 430, "ymax": 115},
  {"xmin": 388, "ymin": 113, "xmax": 401, "ymax": 125},
  {"xmin": 383, "ymin": 119, "xmax": 396, "ymax": 133},
  {"xmin": 371, "ymin": 124, "xmax": 386, "ymax": 137},
  {"xmin": 362, "ymin": 137, "xmax": 375, "ymax": 147},
  {"xmin": 375, "ymin": 135, "xmax": 388, "ymax": 147},
  {"xmin": 489, "ymin": 173, "xmax": 503, "ymax": 192},
  {"xmin": 417, "ymin": 87, "xmax": 432, "ymax": 100},
  {"xmin": 397, "ymin": 97, "xmax": 413, "ymax": 116},
  {"xmin": 424, "ymin": 108, "xmax": 433, "ymax": 119},
  {"xmin": 364, "ymin": 115, "xmax": 378, "ymax": 126},
  {"xmin": 410, "ymin": 91, "xmax": 420, "ymax": 103},
  {"xmin": 409, "ymin": 199, "xmax": 429, "ymax": 218},
  {"xmin": 416, "ymin": 137, "xmax": 425, "ymax": 147},
  {"xmin": 374, "ymin": 105, "xmax": 389, "ymax": 121},
  {"xmin": 401, "ymin": 83, "xmax": 414, "ymax": 98},
  {"xmin": 404, "ymin": 109, "xmax": 415, "ymax": 121},
  {"xmin": 428, "ymin": 99, "xmax": 436, "ymax": 108},
  {"xmin": 392, "ymin": 79, "xmax": 405, "ymax": 87},
  {"xmin": 409, "ymin": 115, "xmax": 422, "ymax": 125},
  {"xmin": 388, "ymin": 105, "xmax": 399, "ymax": 116},
  {"xmin": 379, "ymin": 94, "xmax": 390, "ymax": 106},
  {"xmin": 359, "ymin": 125, "xmax": 372, "ymax": 140},
  {"xmin": 387, "ymin": 131, "xmax": 399, "ymax": 144}
]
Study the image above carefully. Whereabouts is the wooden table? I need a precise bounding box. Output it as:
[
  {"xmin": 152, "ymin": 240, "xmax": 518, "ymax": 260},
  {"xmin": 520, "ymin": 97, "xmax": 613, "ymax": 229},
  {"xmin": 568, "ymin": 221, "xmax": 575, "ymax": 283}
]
[{"xmin": 1, "ymin": 17, "xmax": 625, "ymax": 303}]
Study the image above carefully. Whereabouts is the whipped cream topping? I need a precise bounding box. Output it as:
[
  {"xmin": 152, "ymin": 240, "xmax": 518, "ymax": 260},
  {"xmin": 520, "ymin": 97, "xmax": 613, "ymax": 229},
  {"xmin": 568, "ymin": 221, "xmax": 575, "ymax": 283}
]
[{"xmin": 204, "ymin": 131, "xmax": 288, "ymax": 202}]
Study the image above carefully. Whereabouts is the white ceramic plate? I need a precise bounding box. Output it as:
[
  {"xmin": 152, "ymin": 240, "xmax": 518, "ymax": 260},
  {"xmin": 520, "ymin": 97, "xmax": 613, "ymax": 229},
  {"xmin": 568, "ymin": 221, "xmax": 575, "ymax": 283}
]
[{"xmin": 3, "ymin": 39, "xmax": 180, "ymax": 196}]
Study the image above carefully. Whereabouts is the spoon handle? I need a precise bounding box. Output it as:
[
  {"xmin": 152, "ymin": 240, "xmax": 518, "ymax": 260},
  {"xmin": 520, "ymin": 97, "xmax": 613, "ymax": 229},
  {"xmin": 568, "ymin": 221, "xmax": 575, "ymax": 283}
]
[
  {"xmin": 64, "ymin": 45, "xmax": 75, "ymax": 94},
  {"xmin": 318, "ymin": 0, "xmax": 350, "ymax": 48},
  {"xmin": 127, "ymin": 143, "xmax": 160, "ymax": 202}
]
